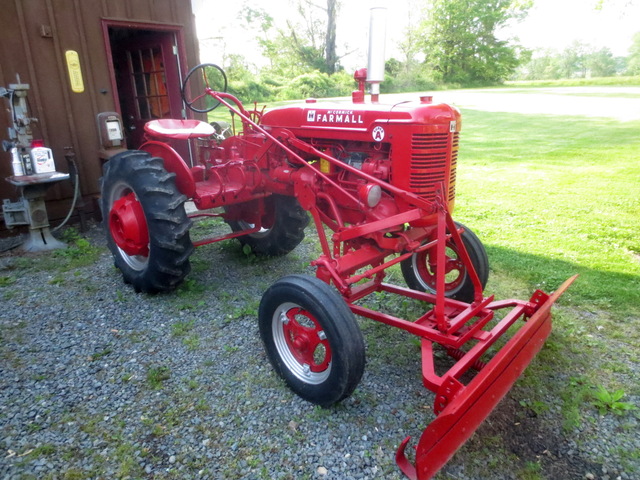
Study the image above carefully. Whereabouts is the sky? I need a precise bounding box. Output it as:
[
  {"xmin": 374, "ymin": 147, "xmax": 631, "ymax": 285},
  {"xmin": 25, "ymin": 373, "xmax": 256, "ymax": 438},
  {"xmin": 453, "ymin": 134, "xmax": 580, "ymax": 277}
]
[
  {"xmin": 190, "ymin": 0, "xmax": 640, "ymax": 71},
  {"xmin": 503, "ymin": 0, "xmax": 640, "ymax": 56}
]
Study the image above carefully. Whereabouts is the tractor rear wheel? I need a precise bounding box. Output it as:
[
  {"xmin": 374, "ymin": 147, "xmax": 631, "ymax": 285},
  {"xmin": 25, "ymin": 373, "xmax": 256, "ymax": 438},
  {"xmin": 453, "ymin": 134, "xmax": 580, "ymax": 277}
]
[
  {"xmin": 401, "ymin": 222, "xmax": 489, "ymax": 303},
  {"xmin": 226, "ymin": 195, "xmax": 309, "ymax": 256},
  {"xmin": 101, "ymin": 150, "xmax": 194, "ymax": 293},
  {"xmin": 259, "ymin": 275, "xmax": 365, "ymax": 407}
]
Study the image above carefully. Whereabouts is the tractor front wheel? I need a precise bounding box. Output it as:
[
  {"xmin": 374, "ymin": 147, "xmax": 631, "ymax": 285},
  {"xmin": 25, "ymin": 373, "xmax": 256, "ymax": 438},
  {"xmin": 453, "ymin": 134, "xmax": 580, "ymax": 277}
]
[
  {"xmin": 259, "ymin": 275, "xmax": 365, "ymax": 407},
  {"xmin": 401, "ymin": 222, "xmax": 489, "ymax": 303},
  {"xmin": 101, "ymin": 150, "xmax": 194, "ymax": 293}
]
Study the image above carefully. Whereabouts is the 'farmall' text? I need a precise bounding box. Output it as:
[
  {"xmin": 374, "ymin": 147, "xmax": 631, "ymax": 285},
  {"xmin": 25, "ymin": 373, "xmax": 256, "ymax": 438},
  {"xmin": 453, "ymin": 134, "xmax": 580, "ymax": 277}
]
[{"xmin": 306, "ymin": 110, "xmax": 364, "ymax": 124}]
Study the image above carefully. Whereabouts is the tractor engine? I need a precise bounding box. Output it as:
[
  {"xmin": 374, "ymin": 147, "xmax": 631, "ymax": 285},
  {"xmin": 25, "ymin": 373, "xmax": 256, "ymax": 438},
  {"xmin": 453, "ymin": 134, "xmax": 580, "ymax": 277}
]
[{"xmin": 260, "ymin": 98, "xmax": 461, "ymax": 227}]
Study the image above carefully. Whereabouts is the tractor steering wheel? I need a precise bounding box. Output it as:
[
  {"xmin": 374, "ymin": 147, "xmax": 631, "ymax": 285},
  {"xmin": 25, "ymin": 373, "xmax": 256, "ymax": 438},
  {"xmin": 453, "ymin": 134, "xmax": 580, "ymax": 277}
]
[{"xmin": 181, "ymin": 63, "xmax": 228, "ymax": 113}]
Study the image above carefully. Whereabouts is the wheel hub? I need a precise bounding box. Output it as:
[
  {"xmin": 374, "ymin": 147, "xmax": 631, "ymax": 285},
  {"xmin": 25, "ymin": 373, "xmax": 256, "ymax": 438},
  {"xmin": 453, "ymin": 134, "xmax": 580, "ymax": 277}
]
[
  {"xmin": 416, "ymin": 246, "xmax": 465, "ymax": 291},
  {"xmin": 282, "ymin": 308, "xmax": 331, "ymax": 374},
  {"xmin": 109, "ymin": 192, "xmax": 149, "ymax": 256}
]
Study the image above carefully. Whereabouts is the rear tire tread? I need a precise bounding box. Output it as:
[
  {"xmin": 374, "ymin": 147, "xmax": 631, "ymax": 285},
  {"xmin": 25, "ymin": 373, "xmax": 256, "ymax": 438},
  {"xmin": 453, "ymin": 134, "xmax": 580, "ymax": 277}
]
[
  {"xmin": 101, "ymin": 150, "xmax": 194, "ymax": 293},
  {"xmin": 227, "ymin": 194, "xmax": 309, "ymax": 257}
]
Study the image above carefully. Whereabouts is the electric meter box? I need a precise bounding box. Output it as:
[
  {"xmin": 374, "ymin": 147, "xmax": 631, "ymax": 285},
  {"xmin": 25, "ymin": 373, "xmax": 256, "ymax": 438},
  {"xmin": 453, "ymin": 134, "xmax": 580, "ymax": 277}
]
[{"xmin": 97, "ymin": 112, "xmax": 124, "ymax": 149}]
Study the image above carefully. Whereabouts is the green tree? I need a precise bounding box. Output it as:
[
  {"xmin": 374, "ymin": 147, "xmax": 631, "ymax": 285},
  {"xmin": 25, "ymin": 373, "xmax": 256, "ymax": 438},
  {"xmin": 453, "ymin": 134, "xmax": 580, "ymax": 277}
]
[
  {"xmin": 555, "ymin": 41, "xmax": 589, "ymax": 78},
  {"xmin": 585, "ymin": 47, "xmax": 617, "ymax": 77},
  {"xmin": 515, "ymin": 43, "xmax": 624, "ymax": 81},
  {"xmin": 627, "ymin": 31, "xmax": 640, "ymax": 75},
  {"xmin": 419, "ymin": 0, "xmax": 532, "ymax": 85},
  {"xmin": 325, "ymin": 0, "xmax": 338, "ymax": 74},
  {"xmin": 225, "ymin": 54, "xmax": 274, "ymax": 101},
  {"xmin": 233, "ymin": 2, "xmax": 352, "ymax": 101},
  {"xmin": 522, "ymin": 53, "xmax": 563, "ymax": 80},
  {"xmin": 384, "ymin": 0, "xmax": 436, "ymax": 92},
  {"xmin": 244, "ymin": 0, "xmax": 341, "ymax": 77}
]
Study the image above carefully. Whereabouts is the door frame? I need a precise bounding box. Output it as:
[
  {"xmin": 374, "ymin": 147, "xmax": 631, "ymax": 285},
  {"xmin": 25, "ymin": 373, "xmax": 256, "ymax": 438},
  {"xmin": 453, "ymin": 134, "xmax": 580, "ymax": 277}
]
[{"xmin": 101, "ymin": 19, "xmax": 190, "ymax": 144}]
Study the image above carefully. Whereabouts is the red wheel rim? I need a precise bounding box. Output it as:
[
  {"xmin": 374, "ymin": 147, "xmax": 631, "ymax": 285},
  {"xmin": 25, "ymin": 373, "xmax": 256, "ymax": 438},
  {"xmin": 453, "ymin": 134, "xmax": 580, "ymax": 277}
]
[
  {"xmin": 282, "ymin": 307, "xmax": 332, "ymax": 374},
  {"xmin": 109, "ymin": 192, "xmax": 149, "ymax": 256},
  {"xmin": 414, "ymin": 241, "xmax": 466, "ymax": 292}
]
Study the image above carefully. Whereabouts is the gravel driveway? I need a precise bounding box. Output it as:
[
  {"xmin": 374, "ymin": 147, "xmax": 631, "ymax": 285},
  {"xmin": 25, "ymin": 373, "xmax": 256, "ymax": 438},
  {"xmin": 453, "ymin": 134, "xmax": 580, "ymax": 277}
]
[
  {"xmin": 0, "ymin": 224, "xmax": 432, "ymax": 480},
  {"xmin": 2, "ymin": 219, "xmax": 637, "ymax": 480},
  {"xmin": 1, "ymin": 87, "xmax": 639, "ymax": 479}
]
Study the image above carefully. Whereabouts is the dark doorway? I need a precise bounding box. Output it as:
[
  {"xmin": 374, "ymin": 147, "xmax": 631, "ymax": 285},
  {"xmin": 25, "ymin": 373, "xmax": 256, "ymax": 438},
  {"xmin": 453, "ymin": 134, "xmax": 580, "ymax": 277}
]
[{"xmin": 107, "ymin": 27, "xmax": 185, "ymax": 153}]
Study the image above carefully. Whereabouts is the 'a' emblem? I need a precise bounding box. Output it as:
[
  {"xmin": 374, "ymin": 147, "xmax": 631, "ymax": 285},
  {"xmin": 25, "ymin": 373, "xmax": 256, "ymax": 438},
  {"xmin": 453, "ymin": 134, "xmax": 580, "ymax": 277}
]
[{"xmin": 372, "ymin": 126, "xmax": 385, "ymax": 142}]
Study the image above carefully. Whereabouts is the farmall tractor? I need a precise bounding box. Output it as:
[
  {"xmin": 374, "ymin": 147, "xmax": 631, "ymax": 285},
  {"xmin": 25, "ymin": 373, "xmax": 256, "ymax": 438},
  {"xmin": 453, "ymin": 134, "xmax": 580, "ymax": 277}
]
[{"xmin": 100, "ymin": 10, "xmax": 574, "ymax": 479}]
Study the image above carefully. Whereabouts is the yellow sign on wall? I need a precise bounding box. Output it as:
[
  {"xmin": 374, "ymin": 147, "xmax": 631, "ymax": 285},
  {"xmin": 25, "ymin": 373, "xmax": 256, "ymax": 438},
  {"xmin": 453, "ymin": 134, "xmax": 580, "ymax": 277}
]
[{"xmin": 65, "ymin": 50, "xmax": 84, "ymax": 93}]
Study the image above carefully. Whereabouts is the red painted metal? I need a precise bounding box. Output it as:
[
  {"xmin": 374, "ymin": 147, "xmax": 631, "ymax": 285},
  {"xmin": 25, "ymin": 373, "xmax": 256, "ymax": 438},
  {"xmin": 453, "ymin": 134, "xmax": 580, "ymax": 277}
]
[
  {"xmin": 191, "ymin": 224, "xmax": 261, "ymax": 248},
  {"xmin": 397, "ymin": 275, "xmax": 577, "ymax": 479},
  {"xmin": 282, "ymin": 307, "xmax": 332, "ymax": 373},
  {"xmin": 140, "ymin": 140, "xmax": 197, "ymax": 199},
  {"xmin": 131, "ymin": 79, "xmax": 575, "ymax": 480},
  {"xmin": 108, "ymin": 192, "xmax": 149, "ymax": 256}
]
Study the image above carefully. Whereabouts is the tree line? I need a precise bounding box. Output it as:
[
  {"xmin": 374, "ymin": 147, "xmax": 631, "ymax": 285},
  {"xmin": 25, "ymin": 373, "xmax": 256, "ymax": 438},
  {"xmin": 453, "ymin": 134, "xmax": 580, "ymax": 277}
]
[
  {"xmin": 217, "ymin": 0, "xmax": 640, "ymax": 102},
  {"xmin": 515, "ymin": 35, "xmax": 640, "ymax": 80}
]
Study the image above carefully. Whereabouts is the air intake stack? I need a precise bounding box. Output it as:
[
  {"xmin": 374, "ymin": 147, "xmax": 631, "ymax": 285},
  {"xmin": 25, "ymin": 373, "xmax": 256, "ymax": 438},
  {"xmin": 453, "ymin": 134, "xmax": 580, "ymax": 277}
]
[{"xmin": 367, "ymin": 7, "xmax": 387, "ymax": 103}]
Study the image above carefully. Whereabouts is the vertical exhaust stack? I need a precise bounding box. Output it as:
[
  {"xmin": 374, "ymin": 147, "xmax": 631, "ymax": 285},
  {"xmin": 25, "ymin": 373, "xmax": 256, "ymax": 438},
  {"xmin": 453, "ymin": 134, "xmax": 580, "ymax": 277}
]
[{"xmin": 367, "ymin": 7, "xmax": 387, "ymax": 103}]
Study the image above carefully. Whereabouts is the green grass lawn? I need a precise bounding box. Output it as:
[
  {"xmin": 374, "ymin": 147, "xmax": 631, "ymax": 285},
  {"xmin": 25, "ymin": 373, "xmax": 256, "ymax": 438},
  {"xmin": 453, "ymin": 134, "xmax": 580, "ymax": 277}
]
[
  {"xmin": 453, "ymin": 107, "xmax": 640, "ymax": 390},
  {"xmin": 443, "ymin": 106, "xmax": 640, "ymax": 477}
]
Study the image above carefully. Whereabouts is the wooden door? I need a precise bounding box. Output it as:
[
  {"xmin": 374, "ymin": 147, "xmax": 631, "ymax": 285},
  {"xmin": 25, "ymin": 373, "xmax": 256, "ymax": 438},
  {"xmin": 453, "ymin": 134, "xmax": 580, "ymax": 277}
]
[{"xmin": 111, "ymin": 31, "xmax": 183, "ymax": 149}]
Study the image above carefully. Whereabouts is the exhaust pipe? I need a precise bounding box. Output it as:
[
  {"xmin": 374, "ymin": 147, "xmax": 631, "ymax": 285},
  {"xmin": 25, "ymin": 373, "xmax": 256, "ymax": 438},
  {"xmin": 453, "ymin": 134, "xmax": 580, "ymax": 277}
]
[{"xmin": 367, "ymin": 7, "xmax": 387, "ymax": 103}]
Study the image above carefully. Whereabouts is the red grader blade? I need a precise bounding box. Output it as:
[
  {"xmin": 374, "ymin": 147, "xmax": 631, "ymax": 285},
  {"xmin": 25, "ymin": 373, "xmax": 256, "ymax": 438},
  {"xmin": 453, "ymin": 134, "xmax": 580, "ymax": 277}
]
[{"xmin": 394, "ymin": 275, "xmax": 577, "ymax": 479}]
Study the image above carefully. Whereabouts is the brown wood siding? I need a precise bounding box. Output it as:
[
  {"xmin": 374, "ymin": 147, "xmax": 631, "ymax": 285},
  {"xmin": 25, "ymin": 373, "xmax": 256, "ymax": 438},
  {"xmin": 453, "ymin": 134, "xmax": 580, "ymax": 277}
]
[{"xmin": 0, "ymin": 0, "xmax": 199, "ymax": 232}]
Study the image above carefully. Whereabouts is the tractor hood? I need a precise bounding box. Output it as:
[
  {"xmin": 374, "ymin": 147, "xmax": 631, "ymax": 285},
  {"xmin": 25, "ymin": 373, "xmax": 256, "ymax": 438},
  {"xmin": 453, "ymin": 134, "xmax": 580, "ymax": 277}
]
[{"xmin": 260, "ymin": 99, "xmax": 461, "ymax": 140}]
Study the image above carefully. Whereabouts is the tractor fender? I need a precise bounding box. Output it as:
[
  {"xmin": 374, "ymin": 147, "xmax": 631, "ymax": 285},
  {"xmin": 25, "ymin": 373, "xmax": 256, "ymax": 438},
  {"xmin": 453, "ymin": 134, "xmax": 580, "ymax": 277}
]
[{"xmin": 140, "ymin": 141, "xmax": 196, "ymax": 199}]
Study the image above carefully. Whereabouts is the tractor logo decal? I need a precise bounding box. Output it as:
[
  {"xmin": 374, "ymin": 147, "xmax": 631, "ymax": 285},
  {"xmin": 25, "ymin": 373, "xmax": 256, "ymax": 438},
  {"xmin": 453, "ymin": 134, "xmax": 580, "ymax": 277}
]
[
  {"xmin": 372, "ymin": 126, "xmax": 385, "ymax": 142},
  {"xmin": 306, "ymin": 109, "xmax": 364, "ymax": 125}
]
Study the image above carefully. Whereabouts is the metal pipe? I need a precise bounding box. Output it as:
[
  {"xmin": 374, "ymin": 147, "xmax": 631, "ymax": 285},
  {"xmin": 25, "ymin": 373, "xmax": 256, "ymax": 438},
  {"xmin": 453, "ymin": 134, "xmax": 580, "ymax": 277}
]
[{"xmin": 367, "ymin": 7, "xmax": 387, "ymax": 102}]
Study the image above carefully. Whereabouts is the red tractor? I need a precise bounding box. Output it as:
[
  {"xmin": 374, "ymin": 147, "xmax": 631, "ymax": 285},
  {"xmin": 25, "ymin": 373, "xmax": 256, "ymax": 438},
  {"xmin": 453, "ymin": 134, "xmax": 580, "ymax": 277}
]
[{"xmin": 101, "ymin": 57, "xmax": 574, "ymax": 480}]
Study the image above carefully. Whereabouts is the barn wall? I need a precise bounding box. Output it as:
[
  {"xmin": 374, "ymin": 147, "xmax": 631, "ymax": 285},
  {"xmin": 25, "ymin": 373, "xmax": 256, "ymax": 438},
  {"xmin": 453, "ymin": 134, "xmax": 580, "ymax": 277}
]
[{"xmin": 0, "ymin": 0, "xmax": 199, "ymax": 231}]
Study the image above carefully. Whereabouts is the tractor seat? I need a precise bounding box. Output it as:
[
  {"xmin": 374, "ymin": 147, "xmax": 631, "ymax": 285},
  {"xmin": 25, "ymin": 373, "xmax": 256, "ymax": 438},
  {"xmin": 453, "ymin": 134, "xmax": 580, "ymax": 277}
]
[{"xmin": 144, "ymin": 119, "xmax": 215, "ymax": 140}]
